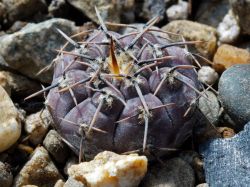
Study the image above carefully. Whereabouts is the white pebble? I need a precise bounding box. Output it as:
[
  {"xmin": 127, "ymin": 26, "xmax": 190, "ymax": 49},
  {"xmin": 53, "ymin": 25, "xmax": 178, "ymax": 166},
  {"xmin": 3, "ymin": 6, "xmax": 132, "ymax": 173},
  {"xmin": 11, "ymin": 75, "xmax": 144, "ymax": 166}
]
[
  {"xmin": 0, "ymin": 86, "xmax": 21, "ymax": 152},
  {"xmin": 166, "ymin": 0, "xmax": 188, "ymax": 21},
  {"xmin": 198, "ymin": 66, "xmax": 219, "ymax": 85},
  {"xmin": 25, "ymin": 109, "xmax": 52, "ymax": 145},
  {"xmin": 217, "ymin": 10, "xmax": 240, "ymax": 43}
]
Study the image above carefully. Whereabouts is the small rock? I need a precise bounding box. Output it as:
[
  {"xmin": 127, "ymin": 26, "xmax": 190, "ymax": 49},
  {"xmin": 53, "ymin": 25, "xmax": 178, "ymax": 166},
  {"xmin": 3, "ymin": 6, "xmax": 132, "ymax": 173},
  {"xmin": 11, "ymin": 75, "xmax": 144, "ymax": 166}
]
[
  {"xmin": 217, "ymin": 127, "xmax": 235, "ymax": 138},
  {"xmin": 64, "ymin": 177, "xmax": 84, "ymax": 187},
  {"xmin": 7, "ymin": 21, "xmax": 27, "ymax": 34},
  {"xmin": 141, "ymin": 0, "xmax": 165, "ymax": 21},
  {"xmin": 198, "ymin": 66, "xmax": 219, "ymax": 85},
  {"xmin": 13, "ymin": 146, "xmax": 63, "ymax": 187},
  {"xmin": 0, "ymin": 86, "xmax": 21, "ymax": 152},
  {"xmin": 68, "ymin": 151, "xmax": 147, "ymax": 187},
  {"xmin": 196, "ymin": 183, "xmax": 209, "ymax": 187},
  {"xmin": 218, "ymin": 64, "xmax": 250, "ymax": 127},
  {"xmin": 200, "ymin": 121, "xmax": 250, "ymax": 187},
  {"xmin": 217, "ymin": 10, "xmax": 240, "ymax": 43},
  {"xmin": 0, "ymin": 71, "xmax": 41, "ymax": 98},
  {"xmin": 48, "ymin": 0, "xmax": 69, "ymax": 17},
  {"xmin": 162, "ymin": 20, "xmax": 217, "ymax": 59},
  {"xmin": 0, "ymin": 2, "xmax": 7, "ymax": 25},
  {"xmin": 230, "ymin": 0, "xmax": 250, "ymax": 35},
  {"xmin": 67, "ymin": 0, "xmax": 134, "ymax": 23},
  {"xmin": 0, "ymin": 18, "xmax": 79, "ymax": 83},
  {"xmin": 43, "ymin": 130, "xmax": 70, "ymax": 163},
  {"xmin": 179, "ymin": 151, "xmax": 205, "ymax": 184},
  {"xmin": 0, "ymin": 71, "xmax": 11, "ymax": 95},
  {"xmin": 25, "ymin": 109, "xmax": 52, "ymax": 145},
  {"xmin": 199, "ymin": 91, "xmax": 220, "ymax": 125},
  {"xmin": 142, "ymin": 157, "xmax": 195, "ymax": 187},
  {"xmin": 54, "ymin": 179, "xmax": 65, "ymax": 187},
  {"xmin": 213, "ymin": 44, "xmax": 250, "ymax": 73},
  {"xmin": 166, "ymin": 0, "xmax": 188, "ymax": 21},
  {"xmin": 195, "ymin": 0, "xmax": 230, "ymax": 27},
  {"xmin": 63, "ymin": 156, "xmax": 78, "ymax": 175},
  {"xmin": 0, "ymin": 161, "xmax": 13, "ymax": 187},
  {"xmin": 2, "ymin": 0, "xmax": 47, "ymax": 24}
]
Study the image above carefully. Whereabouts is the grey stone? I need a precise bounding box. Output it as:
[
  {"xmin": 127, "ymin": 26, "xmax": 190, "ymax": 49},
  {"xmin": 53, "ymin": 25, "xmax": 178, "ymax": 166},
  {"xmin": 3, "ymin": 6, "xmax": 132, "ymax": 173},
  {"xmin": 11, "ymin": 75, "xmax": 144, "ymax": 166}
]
[
  {"xmin": 0, "ymin": 71, "xmax": 41, "ymax": 97},
  {"xmin": 142, "ymin": 158, "xmax": 195, "ymax": 187},
  {"xmin": 43, "ymin": 130, "xmax": 70, "ymax": 163},
  {"xmin": 195, "ymin": 0, "xmax": 230, "ymax": 27},
  {"xmin": 13, "ymin": 146, "xmax": 63, "ymax": 187},
  {"xmin": 64, "ymin": 177, "xmax": 85, "ymax": 187},
  {"xmin": 179, "ymin": 151, "xmax": 205, "ymax": 184},
  {"xmin": 48, "ymin": 0, "xmax": 69, "ymax": 17},
  {"xmin": 141, "ymin": 0, "xmax": 165, "ymax": 21},
  {"xmin": 200, "ymin": 122, "xmax": 250, "ymax": 187},
  {"xmin": 0, "ymin": 18, "xmax": 79, "ymax": 83},
  {"xmin": 0, "ymin": 161, "xmax": 13, "ymax": 187},
  {"xmin": 218, "ymin": 64, "xmax": 250, "ymax": 128},
  {"xmin": 230, "ymin": 0, "xmax": 250, "ymax": 35},
  {"xmin": 199, "ymin": 91, "xmax": 220, "ymax": 125},
  {"xmin": 2, "ymin": 0, "xmax": 47, "ymax": 24},
  {"xmin": 67, "ymin": 0, "xmax": 135, "ymax": 23}
]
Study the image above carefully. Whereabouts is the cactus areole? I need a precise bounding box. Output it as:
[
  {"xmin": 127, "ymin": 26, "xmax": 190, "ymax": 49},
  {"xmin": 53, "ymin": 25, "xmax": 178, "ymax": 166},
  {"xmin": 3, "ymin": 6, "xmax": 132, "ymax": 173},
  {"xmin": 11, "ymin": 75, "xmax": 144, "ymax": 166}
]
[{"xmin": 42, "ymin": 10, "xmax": 209, "ymax": 159}]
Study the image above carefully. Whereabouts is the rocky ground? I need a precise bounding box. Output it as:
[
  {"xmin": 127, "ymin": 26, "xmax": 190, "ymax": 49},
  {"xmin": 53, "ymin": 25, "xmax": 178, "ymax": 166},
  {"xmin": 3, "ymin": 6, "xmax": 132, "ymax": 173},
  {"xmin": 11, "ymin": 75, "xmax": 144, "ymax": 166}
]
[{"xmin": 0, "ymin": 0, "xmax": 249, "ymax": 187}]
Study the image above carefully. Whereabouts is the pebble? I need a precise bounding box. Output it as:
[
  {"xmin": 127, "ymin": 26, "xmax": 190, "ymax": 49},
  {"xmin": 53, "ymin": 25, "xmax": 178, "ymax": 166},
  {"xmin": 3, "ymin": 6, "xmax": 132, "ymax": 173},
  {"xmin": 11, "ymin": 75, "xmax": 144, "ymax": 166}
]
[
  {"xmin": 217, "ymin": 127, "xmax": 235, "ymax": 138},
  {"xmin": 63, "ymin": 156, "xmax": 78, "ymax": 175},
  {"xmin": 64, "ymin": 177, "xmax": 85, "ymax": 187},
  {"xmin": 230, "ymin": 0, "xmax": 250, "ymax": 35},
  {"xmin": 48, "ymin": 0, "xmax": 69, "ymax": 17},
  {"xmin": 141, "ymin": 0, "xmax": 166, "ymax": 21},
  {"xmin": 0, "ymin": 86, "xmax": 21, "ymax": 152},
  {"xmin": 217, "ymin": 10, "xmax": 240, "ymax": 43},
  {"xmin": 195, "ymin": 0, "xmax": 229, "ymax": 27},
  {"xmin": 166, "ymin": 0, "xmax": 188, "ymax": 21},
  {"xmin": 198, "ymin": 66, "xmax": 219, "ymax": 85},
  {"xmin": 0, "ymin": 161, "xmax": 13, "ymax": 187},
  {"xmin": 13, "ymin": 146, "xmax": 63, "ymax": 187},
  {"xmin": 2, "ymin": 0, "xmax": 47, "ymax": 25},
  {"xmin": 142, "ymin": 157, "xmax": 195, "ymax": 187},
  {"xmin": 0, "ymin": 18, "xmax": 79, "ymax": 83},
  {"xmin": 179, "ymin": 151, "xmax": 205, "ymax": 184},
  {"xmin": 198, "ymin": 91, "xmax": 220, "ymax": 125},
  {"xmin": 162, "ymin": 20, "xmax": 217, "ymax": 59},
  {"xmin": 54, "ymin": 179, "xmax": 65, "ymax": 187},
  {"xmin": 25, "ymin": 109, "xmax": 52, "ymax": 145},
  {"xmin": 200, "ymin": 121, "xmax": 250, "ymax": 187},
  {"xmin": 218, "ymin": 64, "xmax": 250, "ymax": 127},
  {"xmin": 196, "ymin": 183, "xmax": 209, "ymax": 187},
  {"xmin": 68, "ymin": 151, "xmax": 147, "ymax": 187},
  {"xmin": 67, "ymin": 0, "xmax": 134, "ymax": 23},
  {"xmin": 0, "ymin": 71, "xmax": 41, "ymax": 97},
  {"xmin": 213, "ymin": 44, "xmax": 250, "ymax": 73},
  {"xmin": 43, "ymin": 130, "xmax": 70, "ymax": 163},
  {"xmin": 0, "ymin": 71, "xmax": 11, "ymax": 95}
]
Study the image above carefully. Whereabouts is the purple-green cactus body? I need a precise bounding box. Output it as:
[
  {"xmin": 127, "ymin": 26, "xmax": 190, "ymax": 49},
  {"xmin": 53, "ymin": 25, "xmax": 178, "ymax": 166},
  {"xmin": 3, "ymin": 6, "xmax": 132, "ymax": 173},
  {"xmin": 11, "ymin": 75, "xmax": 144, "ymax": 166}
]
[{"xmin": 46, "ymin": 24, "xmax": 207, "ymax": 158}]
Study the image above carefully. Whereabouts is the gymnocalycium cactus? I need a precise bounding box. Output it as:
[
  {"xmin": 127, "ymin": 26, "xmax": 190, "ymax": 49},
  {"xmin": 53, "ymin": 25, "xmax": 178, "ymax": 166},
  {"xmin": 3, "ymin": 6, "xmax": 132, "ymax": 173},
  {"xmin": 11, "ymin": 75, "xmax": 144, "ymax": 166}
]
[{"xmin": 27, "ymin": 8, "xmax": 211, "ymax": 160}]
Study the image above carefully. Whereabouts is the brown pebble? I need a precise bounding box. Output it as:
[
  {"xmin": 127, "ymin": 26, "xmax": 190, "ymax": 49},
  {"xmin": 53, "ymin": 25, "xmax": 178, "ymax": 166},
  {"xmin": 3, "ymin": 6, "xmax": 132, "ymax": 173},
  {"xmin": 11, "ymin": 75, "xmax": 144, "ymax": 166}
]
[{"xmin": 213, "ymin": 44, "xmax": 250, "ymax": 73}]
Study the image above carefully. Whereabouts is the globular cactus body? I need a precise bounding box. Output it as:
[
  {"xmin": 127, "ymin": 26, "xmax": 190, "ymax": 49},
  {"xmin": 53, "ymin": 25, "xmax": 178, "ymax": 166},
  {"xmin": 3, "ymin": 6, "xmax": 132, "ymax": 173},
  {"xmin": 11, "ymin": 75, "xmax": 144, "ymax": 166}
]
[{"xmin": 44, "ymin": 14, "xmax": 208, "ymax": 159}]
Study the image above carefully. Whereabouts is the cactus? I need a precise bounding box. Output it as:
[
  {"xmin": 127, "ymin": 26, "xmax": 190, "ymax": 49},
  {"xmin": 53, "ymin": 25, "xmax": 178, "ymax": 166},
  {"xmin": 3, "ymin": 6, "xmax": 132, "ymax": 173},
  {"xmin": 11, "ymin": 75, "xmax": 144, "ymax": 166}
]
[{"xmin": 26, "ymin": 8, "xmax": 211, "ymax": 160}]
